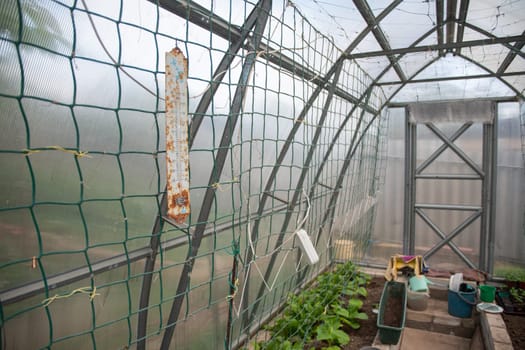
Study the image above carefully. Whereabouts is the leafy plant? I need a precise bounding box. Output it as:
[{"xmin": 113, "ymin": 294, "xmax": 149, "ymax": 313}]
[
  {"xmin": 315, "ymin": 317, "xmax": 349, "ymax": 347},
  {"xmin": 504, "ymin": 269, "xmax": 525, "ymax": 282},
  {"xmin": 509, "ymin": 287, "xmax": 525, "ymax": 304},
  {"xmin": 256, "ymin": 262, "xmax": 371, "ymax": 350}
]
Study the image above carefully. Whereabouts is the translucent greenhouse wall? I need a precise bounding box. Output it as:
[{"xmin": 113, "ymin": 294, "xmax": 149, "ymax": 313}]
[
  {"xmin": 0, "ymin": 1, "xmax": 387, "ymax": 349},
  {"xmin": 369, "ymin": 103, "xmax": 525, "ymax": 273}
]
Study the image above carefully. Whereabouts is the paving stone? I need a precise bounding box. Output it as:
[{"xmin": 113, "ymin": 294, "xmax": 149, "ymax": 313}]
[
  {"xmin": 406, "ymin": 311, "xmax": 433, "ymax": 323},
  {"xmin": 460, "ymin": 318, "xmax": 476, "ymax": 329},
  {"xmin": 493, "ymin": 342, "xmax": 514, "ymax": 350},
  {"xmin": 485, "ymin": 313, "xmax": 506, "ymax": 329},
  {"xmin": 400, "ymin": 328, "xmax": 470, "ymax": 350},
  {"xmin": 433, "ymin": 316, "xmax": 461, "ymax": 327},
  {"xmin": 490, "ymin": 327, "xmax": 512, "ymax": 344}
]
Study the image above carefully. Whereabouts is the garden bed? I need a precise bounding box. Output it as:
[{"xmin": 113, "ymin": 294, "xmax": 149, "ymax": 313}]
[
  {"xmin": 501, "ymin": 313, "xmax": 525, "ymax": 349},
  {"xmin": 254, "ymin": 263, "xmax": 385, "ymax": 350}
]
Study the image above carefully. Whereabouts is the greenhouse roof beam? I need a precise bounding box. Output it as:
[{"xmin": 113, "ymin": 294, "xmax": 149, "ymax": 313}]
[
  {"xmin": 455, "ymin": 0, "xmax": 470, "ymax": 54},
  {"xmin": 343, "ymin": 0, "xmax": 402, "ymax": 55},
  {"xmin": 376, "ymin": 71, "xmax": 524, "ymax": 86},
  {"xmin": 446, "ymin": 0, "xmax": 458, "ymax": 51},
  {"xmin": 151, "ymin": 0, "xmax": 377, "ymax": 115},
  {"xmin": 497, "ymin": 31, "xmax": 525, "ymax": 74},
  {"xmin": 353, "ymin": 0, "xmax": 407, "ymax": 82},
  {"xmin": 345, "ymin": 34, "xmax": 525, "ymax": 60},
  {"xmin": 461, "ymin": 22, "xmax": 525, "ymax": 59}
]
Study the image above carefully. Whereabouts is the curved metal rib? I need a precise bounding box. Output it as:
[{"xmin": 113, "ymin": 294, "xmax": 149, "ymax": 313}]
[
  {"xmin": 135, "ymin": 3, "xmax": 268, "ymax": 349},
  {"xmin": 158, "ymin": 1, "xmax": 272, "ymax": 349}
]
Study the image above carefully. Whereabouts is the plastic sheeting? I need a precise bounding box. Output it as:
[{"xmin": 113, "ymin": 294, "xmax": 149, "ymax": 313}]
[{"xmin": 407, "ymin": 100, "xmax": 494, "ymax": 124}]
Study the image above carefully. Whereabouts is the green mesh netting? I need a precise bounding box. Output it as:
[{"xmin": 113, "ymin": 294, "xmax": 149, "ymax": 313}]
[{"xmin": 0, "ymin": 0, "xmax": 387, "ymax": 349}]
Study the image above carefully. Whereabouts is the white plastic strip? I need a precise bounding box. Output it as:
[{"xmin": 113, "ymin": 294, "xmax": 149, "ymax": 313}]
[{"xmin": 408, "ymin": 100, "xmax": 494, "ymax": 124}]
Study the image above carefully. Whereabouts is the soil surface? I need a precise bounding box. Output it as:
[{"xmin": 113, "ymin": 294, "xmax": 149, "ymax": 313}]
[
  {"xmin": 501, "ymin": 313, "xmax": 525, "ymax": 349},
  {"xmin": 382, "ymin": 287, "xmax": 403, "ymax": 327},
  {"xmin": 340, "ymin": 276, "xmax": 384, "ymax": 349}
]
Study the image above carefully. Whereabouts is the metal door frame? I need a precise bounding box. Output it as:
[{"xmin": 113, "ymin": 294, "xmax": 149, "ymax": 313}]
[{"xmin": 403, "ymin": 102, "xmax": 497, "ymax": 274}]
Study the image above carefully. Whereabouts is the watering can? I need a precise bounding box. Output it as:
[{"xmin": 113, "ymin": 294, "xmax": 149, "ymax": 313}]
[{"xmin": 409, "ymin": 275, "xmax": 429, "ymax": 292}]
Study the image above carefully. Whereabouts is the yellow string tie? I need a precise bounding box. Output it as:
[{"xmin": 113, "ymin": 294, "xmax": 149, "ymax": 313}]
[
  {"xmin": 23, "ymin": 146, "xmax": 91, "ymax": 158},
  {"xmin": 41, "ymin": 286, "xmax": 100, "ymax": 307},
  {"xmin": 226, "ymin": 279, "xmax": 239, "ymax": 301}
]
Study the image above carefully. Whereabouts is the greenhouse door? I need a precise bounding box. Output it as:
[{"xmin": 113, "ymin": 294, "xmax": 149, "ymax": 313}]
[{"xmin": 403, "ymin": 101, "xmax": 497, "ymax": 273}]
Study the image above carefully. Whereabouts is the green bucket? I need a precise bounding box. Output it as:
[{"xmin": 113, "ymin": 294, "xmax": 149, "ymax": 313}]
[{"xmin": 479, "ymin": 285, "xmax": 496, "ymax": 302}]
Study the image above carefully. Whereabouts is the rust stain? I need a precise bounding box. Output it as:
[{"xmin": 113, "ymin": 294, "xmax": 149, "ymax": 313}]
[{"xmin": 166, "ymin": 47, "xmax": 190, "ymax": 224}]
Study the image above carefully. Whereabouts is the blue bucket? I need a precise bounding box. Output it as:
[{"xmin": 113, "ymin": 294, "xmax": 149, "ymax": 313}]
[{"xmin": 448, "ymin": 283, "xmax": 476, "ymax": 318}]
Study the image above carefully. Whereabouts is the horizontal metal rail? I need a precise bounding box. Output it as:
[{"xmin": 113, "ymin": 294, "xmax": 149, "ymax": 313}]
[
  {"xmin": 345, "ymin": 34, "xmax": 525, "ymax": 60},
  {"xmin": 387, "ymin": 96, "xmax": 519, "ymax": 107},
  {"xmin": 415, "ymin": 203, "xmax": 482, "ymax": 211},
  {"xmin": 376, "ymin": 71, "xmax": 524, "ymax": 86},
  {"xmin": 415, "ymin": 174, "xmax": 482, "ymax": 180},
  {"xmin": 0, "ymin": 201, "xmax": 301, "ymax": 305}
]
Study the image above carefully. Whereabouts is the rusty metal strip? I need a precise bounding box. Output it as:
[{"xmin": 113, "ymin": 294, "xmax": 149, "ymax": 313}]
[{"xmin": 165, "ymin": 47, "xmax": 190, "ymax": 224}]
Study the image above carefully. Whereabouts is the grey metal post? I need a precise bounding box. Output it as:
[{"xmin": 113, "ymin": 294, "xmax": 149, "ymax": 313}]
[
  {"xmin": 404, "ymin": 109, "xmax": 416, "ymax": 255},
  {"xmin": 480, "ymin": 123, "xmax": 490, "ymax": 271},
  {"xmin": 487, "ymin": 103, "xmax": 498, "ymax": 276}
]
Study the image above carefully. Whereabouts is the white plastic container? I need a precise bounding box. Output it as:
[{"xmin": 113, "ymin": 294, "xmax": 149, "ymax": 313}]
[
  {"xmin": 407, "ymin": 289, "xmax": 429, "ymax": 311},
  {"xmin": 449, "ymin": 273, "xmax": 463, "ymax": 292}
]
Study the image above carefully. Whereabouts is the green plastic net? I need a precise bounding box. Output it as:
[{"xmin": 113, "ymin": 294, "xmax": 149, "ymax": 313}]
[{"xmin": 0, "ymin": 0, "xmax": 387, "ymax": 349}]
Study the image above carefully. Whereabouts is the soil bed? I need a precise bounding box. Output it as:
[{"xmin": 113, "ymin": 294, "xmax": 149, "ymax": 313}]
[
  {"xmin": 501, "ymin": 313, "xmax": 525, "ymax": 349},
  {"xmin": 383, "ymin": 289, "xmax": 402, "ymax": 327}
]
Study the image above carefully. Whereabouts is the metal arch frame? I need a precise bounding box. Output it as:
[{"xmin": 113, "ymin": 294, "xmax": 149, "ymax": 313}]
[
  {"xmin": 497, "ymin": 31, "xmax": 525, "ymax": 74},
  {"xmin": 237, "ymin": 2, "xmax": 407, "ymax": 328},
  {"xmin": 353, "ymin": 0, "xmax": 407, "ymax": 82},
  {"xmin": 135, "ymin": 2, "xmax": 265, "ymax": 348},
  {"xmin": 1, "ymin": 0, "xmax": 521, "ymax": 347},
  {"xmin": 157, "ymin": 1, "xmax": 272, "ymax": 349},
  {"xmin": 241, "ymin": 62, "xmax": 346, "ymax": 327}
]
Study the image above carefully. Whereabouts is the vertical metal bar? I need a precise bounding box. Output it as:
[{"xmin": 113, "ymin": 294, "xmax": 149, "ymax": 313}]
[
  {"xmin": 455, "ymin": 0, "xmax": 470, "ymax": 55},
  {"xmin": 487, "ymin": 103, "xmax": 498, "ymax": 276},
  {"xmin": 159, "ymin": 1, "xmax": 272, "ymax": 349},
  {"xmin": 446, "ymin": 0, "xmax": 457, "ymax": 48},
  {"xmin": 409, "ymin": 122, "xmax": 417, "ymax": 254},
  {"xmin": 436, "ymin": 0, "xmax": 445, "ymax": 56},
  {"xmin": 245, "ymin": 63, "xmax": 345, "ymax": 325},
  {"xmin": 403, "ymin": 109, "xmax": 412, "ymax": 255},
  {"xmin": 480, "ymin": 123, "xmax": 490, "ymax": 271}
]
